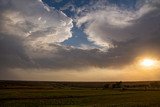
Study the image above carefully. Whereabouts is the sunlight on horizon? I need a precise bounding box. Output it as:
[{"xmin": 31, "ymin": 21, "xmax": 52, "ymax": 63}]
[{"xmin": 140, "ymin": 58, "xmax": 157, "ymax": 67}]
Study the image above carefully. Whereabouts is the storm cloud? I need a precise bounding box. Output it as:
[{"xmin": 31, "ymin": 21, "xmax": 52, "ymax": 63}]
[{"xmin": 0, "ymin": 0, "xmax": 160, "ymax": 81}]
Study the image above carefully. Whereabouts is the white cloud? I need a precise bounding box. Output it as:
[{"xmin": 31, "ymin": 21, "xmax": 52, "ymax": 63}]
[
  {"xmin": 78, "ymin": 44, "xmax": 98, "ymax": 50},
  {"xmin": 1, "ymin": 0, "xmax": 160, "ymax": 73},
  {"xmin": 76, "ymin": 1, "xmax": 159, "ymax": 49},
  {"xmin": 0, "ymin": 0, "xmax": 73, "ymax": 53}
]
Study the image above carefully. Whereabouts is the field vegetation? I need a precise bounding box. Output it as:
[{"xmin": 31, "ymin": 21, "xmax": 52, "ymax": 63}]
[{"xmin": 1, "ymin": 81, "xmax": 160, "ymax": 107}]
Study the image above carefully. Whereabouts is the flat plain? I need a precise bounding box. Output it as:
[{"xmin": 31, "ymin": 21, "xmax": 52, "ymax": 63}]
[{"xmin": 1, "ymin": 81, "xmax": 160, "ymax": 107}]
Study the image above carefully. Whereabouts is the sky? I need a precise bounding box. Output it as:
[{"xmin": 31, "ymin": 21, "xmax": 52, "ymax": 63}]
[{"xmin": 0, "ymin": 0, "xmax": 160, "ymax": 81}]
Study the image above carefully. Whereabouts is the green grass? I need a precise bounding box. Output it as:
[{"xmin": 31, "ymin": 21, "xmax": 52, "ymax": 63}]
[
  {"xmin": 1, "ymin": 89, "xmax": 160, "ymax": 107},
  {"xmin": 1, "ymin": 81, "xmax": 160, "ymax": 107}
]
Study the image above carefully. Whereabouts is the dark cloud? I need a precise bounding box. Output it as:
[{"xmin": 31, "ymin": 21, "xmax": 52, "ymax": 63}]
[
  {"xmin": 0, "ymin": 33, "xmax": 31, "ymax": 70},
  {"xmin": 1, "ymin": 35, "xmax": 160, "ymax": 70},
  {"xmin": 0, "ymin": 0, "xmax": 160, "ymax": 75},
  {"xmin": 106, "ymin": 36, "xmax": 160, "ymax": 68}
]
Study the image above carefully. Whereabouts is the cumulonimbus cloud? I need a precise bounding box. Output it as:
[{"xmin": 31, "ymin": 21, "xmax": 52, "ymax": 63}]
[
  {"xmin": 0, "ymin": 0, "xmax": 73, "ymax": 51},
  {"xmin": 0, "ymin": 0, "xmax": 160, "ymax": 73},
  {"xmin": 76, "ymin": 0, "xmax": 160, "ymax": 49},
  {"xmin": 0, "ymin": 0, "xmax": 73, "ymax": 70}
]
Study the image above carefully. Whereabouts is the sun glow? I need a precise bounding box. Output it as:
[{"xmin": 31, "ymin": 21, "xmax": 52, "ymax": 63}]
[{"xmin": 140, "ymin": 58, "xmax": 156, "ymax": 67}]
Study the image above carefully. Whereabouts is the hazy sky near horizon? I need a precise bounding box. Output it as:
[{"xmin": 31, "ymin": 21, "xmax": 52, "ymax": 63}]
[{"xmin": 0, "ymin": 0, "xmax": 160, "ymax": 81}]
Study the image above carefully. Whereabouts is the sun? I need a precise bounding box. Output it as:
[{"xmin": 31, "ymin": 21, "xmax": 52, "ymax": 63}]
[{"xmin": 140, "ymin": 58, "xmax": 156, "ymax": 67}]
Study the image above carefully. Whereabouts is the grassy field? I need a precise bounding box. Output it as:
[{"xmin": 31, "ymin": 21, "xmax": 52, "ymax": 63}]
[{"xmin": 1, "ymin": 81, "xmax": 160, "ymax": 107}]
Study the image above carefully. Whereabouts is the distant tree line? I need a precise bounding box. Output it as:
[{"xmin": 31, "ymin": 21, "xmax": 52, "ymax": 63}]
[
  {"xmin": 103, "ymin": 81, "xmax": 123, "ymax": 89},
  {"xmin": 103, "ymin": 81, "xmax": 160, "ymax": 90}
]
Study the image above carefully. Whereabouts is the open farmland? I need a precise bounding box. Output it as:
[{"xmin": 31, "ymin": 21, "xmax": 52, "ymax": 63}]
[{"xmin": 1, "ymin": 81, "xmax": 160, "ymax": 107}]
